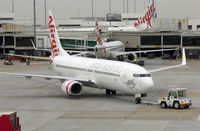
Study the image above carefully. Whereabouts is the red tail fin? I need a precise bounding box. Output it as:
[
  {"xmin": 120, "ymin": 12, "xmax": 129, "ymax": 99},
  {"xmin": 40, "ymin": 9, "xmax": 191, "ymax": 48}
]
[
  {"xmin": 48, "ymin": 10, "xmax": 69, "ymax": 57},
  {"xmin": 95, "ymin": 20, "xmax": 103, "ymax": 46},
  {"xmin": 134, "ymin": 2, "xmax": 156, "ymax": 28}
]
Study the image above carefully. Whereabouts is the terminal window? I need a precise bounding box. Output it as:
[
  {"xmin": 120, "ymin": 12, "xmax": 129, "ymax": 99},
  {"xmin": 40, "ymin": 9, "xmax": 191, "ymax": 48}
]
[
  {"xmin": 197, "ymin": 25, "xmax": 200, "ymax": 30},
  {"xmin": 60, "ymin": 39, "xmax": 81, "ymax": 48},
  {"xmin": 60, "ymin": 39, "xmax": 96, "ymax": 48},
  {"xmin": 141, "ymin": 36, "xmax": 161, "ymax": 45},
  {"xmin": 5, "ymin": 36, "xmax": 14, "ymax": 46},
  {"xmin": 188, "ymin": 25, "xmax": 192, "ymax": 30},
  {"xmin": 163, "ymin": 35, "xmax": 181, "ymax": 45},
  {"xmin": 0, "ymin": 36, "xmax": 3, "ymax": 46},
  {"xmin": 183, "ymin": 37, "xmax": 200, "ymax": 46},
  {"xmin": 16, "ymin": 37, "xmax": 33, "ymax": 47}
]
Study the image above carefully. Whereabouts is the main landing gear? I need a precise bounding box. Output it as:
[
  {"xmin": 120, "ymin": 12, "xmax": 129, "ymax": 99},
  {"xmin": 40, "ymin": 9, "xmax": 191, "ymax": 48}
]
[{"xmin": 106, "ymin": 89, "xmax": 116, "ymax": 95}]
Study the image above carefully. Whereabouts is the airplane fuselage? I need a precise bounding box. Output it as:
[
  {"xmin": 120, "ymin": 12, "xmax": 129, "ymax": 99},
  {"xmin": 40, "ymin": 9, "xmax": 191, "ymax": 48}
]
[
  {"xmin": 52, "ymin": 55, "xmax": 153, "ymax": 95},
  {"xmin": 94, "ymin": 41, "xmax": 125, "ymax": 60}
]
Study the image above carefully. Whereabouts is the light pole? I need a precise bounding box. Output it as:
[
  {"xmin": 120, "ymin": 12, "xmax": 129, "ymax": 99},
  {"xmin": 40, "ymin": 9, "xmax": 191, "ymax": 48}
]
[
  {"xmin": 44, "ymin": 0, "xmax": 47, "ymax": 28},
  {"xmin": 127, "ymin": 0, "xmax": 129, "ymax": 13},
  {"xmin": 123, "ymin": 0, "xmax": 125, "ymax": 13},
  {"xmin": 12, "ymin": 0, "xmax": 14, "ymax": 13},
  {"xmin": 91, "ymin": 0, "xmax": 93, "ymax": 18},
  {"xmin": 33, "ymin": 0, "xmax": 37, "ymax": 48},
  {"xmin": 109, "ymin": 0, "xmax": 111, "ymax": 14},
  {"xmin": 134, "ymin": 0, "xmax": 137, "ymax": 13}
]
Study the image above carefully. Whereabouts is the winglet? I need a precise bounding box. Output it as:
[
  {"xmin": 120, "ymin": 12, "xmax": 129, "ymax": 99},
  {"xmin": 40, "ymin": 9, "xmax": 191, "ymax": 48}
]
[{"xmin": 182, "ymin": 48, "xmax": 186, "ymax": 66}]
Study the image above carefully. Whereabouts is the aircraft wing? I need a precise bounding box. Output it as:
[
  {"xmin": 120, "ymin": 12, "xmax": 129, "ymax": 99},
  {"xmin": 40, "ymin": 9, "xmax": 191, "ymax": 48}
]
[
  {"xmin": 30, "ymin": 47, "xmax": 93, "ymax": 56},
  {"xmin": 62, "ymin": 43, "xmax": 95, "ymax": 49},
  {"xmin": 0, "ymin": 72, "xmax": 96, "ymax": 87},
  {"xmin": 6, "ymin": 54, "xmax": 51, "ymax": 60},
  {"xmin": 148, "ymin": 48, "xmax": 186, "ymax": 73},
  {"xmin": 118, "ymin": 48, "xmax": 178, "ymax": 56}
]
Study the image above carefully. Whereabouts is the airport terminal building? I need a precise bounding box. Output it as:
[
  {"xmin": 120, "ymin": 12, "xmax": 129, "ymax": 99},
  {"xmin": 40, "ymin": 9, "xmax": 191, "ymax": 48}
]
[{"xmin": 0, "ymin": 13, "xmax": 200, "ymax": 58}]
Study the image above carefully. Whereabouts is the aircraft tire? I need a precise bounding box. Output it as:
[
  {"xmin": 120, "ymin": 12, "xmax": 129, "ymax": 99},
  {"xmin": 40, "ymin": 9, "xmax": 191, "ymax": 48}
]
[
  {"xmin": 161, "ymin": 102, "xmax": 167, "ymax": 108},
  {"xmin": 173, "ymin": 101, "xmax": 180, "ymax": 109},
  {"xmin": 135, "ymin": 97, "xmax": 141, "ymax": 104},
  {"xmin": 106, "ymin": 90, "xmax": 116, "ymax": 95},
  {"xmin": 106, "ymin": 89, "xmax": 111, "ymax": 95},
  {"xmin": 111, "ymin": 91, "xmax": 116, "ymax": 95}
]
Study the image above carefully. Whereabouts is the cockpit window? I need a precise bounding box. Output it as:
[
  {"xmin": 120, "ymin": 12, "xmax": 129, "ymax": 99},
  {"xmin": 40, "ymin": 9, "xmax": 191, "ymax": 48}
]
[
  {"xmin": 133, "ymin": 73, "xmax": 151, "ymax": 78},
  {"xmin": 133, "ymin": 74, "xmax": 139, "ymax": 77}
]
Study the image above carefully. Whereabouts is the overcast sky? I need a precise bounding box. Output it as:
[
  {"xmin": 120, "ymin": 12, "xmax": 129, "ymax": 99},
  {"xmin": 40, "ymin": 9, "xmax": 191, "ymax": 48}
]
[{"xmin": 0, "ymin": 0, "xmax": 200, "ymax": 19}]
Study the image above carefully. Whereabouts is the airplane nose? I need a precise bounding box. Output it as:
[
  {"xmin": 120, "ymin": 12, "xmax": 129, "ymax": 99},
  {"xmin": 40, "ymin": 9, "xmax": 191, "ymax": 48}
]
[{"xmin": 143, "ymin": 78, "xmax": 154, "ymax": 90}]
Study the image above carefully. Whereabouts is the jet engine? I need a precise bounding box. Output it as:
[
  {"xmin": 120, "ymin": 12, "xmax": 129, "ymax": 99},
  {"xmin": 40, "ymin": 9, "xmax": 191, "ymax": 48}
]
[
  {"xmin": 61, "ymin": 80, "xmax": 82, "ymax": 95},
  {"xmin": 127, "ymin": 53, "xmax": 135, "ymax": 61}
]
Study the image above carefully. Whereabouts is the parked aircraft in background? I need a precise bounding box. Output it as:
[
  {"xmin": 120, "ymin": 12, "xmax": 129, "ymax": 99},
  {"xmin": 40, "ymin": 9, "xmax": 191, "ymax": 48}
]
[
  {"xmin": 0, "ymin": 10, "xmax": 186, "ymax": 104},
  {"xmin": 108, "ymin": 1, "xmax": 156, "ymax": 32},
  {"xmin": 91, "ymin": 20, "xmax": 177, "ymax": 61},
  {"xmin": 33, "ymin": 19, "xmax": 178, "ymax": 62}
]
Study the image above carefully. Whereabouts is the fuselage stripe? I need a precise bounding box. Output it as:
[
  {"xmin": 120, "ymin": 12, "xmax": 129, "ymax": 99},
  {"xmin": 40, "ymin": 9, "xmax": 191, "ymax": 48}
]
[{"xmin": 66, "ymin": 80, "xmax": 74, "ymax": 95}]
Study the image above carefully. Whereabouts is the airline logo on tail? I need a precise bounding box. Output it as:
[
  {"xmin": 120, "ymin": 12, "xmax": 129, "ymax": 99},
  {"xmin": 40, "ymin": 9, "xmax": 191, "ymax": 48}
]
[
  {"xmin": 134, "ymin": 3, "xmax": 156, "ymax": 28},
  {"xmin": 49, "ymin": 15, "xmax": 59, "ymax": 58},
  {"xmin": 95, "ymin": 20, "xmax": 103, "ymax": 46}
]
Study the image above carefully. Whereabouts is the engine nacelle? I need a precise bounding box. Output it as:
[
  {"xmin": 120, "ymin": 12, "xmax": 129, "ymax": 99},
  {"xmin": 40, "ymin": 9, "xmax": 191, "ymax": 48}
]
[
  {"xmin": 61, "ymin": 80, "xmax": 82, "ymax": 95},
  {"xmin": 127, "ymin": 53, "xmax": 135, "ymax": 61}
]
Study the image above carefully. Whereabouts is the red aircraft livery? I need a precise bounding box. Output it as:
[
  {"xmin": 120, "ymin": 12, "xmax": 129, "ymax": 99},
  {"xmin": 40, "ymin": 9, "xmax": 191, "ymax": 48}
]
[
  {"xmin": 95, "ymin": 20, "xmax": 103, "ymax": 46},
  {"xmin": 134, "ymin": 3, "xmax": 156, "ymax": 28},
  {"xmin": 49, "ymin": 15, "xmax": 59, "ymax": 62}
]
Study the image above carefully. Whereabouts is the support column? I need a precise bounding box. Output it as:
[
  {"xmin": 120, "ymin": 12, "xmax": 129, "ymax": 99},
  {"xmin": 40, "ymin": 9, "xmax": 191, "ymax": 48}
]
[
  {"xmin": 3, "ymin": 35, "xmax": 5, "ymax": 54},
  {"xmin": 180, "ymin": 35, "xmax": 183, "ymax": 48},
  {"xmin": 14, "ymin": 35, "xmax": 16, "ymax": 50},
  {"xmin": 33, "ymin": 0, "xmax": 37, "ymax": 56},
  {"xmin": 161, "ymin": 34, "xmax": 163, "ymax": 57},
  {"xmin": 44, "ymin": 0, "xmax": 47, "ymax": 28}
]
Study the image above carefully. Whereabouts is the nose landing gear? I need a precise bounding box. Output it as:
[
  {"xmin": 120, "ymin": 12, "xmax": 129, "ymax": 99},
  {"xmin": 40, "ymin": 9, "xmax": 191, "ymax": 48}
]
[
  {"xmin": 135, "ymin": 94, "xmax": 141, "ymax": 104},
  {"xmin": 106, "ymin": 89, "xmax": 116, "ymax": 95}
]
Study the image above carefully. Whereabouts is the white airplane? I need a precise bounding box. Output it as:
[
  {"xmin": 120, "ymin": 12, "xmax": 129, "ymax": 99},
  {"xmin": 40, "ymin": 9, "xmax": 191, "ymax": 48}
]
[
  {"xmin": 91, "ymin": 19, "xmax": 178, "ymax": 61},
  {"xmin": 0, "ymin": 10, "xmax": 186, "ymax": 104}
]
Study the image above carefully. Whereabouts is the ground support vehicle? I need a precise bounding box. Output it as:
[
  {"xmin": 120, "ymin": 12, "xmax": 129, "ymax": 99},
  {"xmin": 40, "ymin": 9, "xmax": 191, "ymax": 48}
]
[
  {"xmin": 4, "ymin": 60, "xmax": 13, "ymax": 65},
  {"xmin": 158, "ymin": 88, "xmax": 192, "ymax": 109}
]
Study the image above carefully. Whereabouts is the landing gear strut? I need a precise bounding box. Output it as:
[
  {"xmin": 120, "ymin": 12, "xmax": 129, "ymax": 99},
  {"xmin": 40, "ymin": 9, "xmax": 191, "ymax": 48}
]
[
  {"xmin": 135, "ymin": 94, "xmax": 141, "ymax": 104},
  {"xmin": 135, "ymin": 97, "xmax": 141, "ymax": 104},
  {"xmin": 106, "ymin": 89, "xmax": 116, "ymax": 95}
]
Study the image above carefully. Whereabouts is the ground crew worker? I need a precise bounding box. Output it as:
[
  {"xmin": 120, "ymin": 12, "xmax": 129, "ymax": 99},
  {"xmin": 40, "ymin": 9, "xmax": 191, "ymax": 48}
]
[
  {"xmin": 133, "ymin": 58, "xmax": 137, "ymax": 64},
  {"xmin": 26, "ymin": 58, "xmax": 30, "ymax": 65},
  {"xmin": 174, "ymin": 92, "xmax": 177, "ymax": 98}
]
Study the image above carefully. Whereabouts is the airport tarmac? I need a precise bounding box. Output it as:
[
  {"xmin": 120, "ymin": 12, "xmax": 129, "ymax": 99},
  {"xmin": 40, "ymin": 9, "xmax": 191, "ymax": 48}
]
[{"xmin": 0, "ymin": 59, "xmax": 200, "ymax": 131}]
